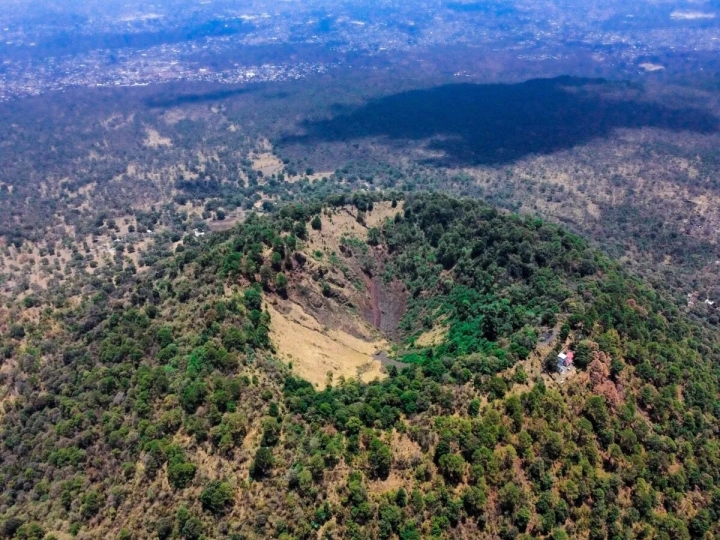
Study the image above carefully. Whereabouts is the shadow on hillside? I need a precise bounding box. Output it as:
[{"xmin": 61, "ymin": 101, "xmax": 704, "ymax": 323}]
[{"xmin": 281, "ymin": 76, "xmax": 719, "ymax": 166}]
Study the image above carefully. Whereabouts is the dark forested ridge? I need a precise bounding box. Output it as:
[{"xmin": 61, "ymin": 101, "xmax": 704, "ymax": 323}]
[{"xmin": 1, "ymin": 192, "xmax": 720, "ymax": 540}]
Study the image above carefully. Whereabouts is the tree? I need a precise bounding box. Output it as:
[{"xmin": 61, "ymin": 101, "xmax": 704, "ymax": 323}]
[
  {"xmin": 573, "ymin": 340, "xmax": 594, "ymax": 369},
  {"xmin": 584, "ymin": 395, "xmax": 610, "ymax": 430},
  {"xmin": 243, "ymin": 286, "xmax": 263, "ymax": 311},
  {"xmin": 275, "ymin": 273, "xmax": 288, "ymax": 297},
  {"xmin": 468, "ymin": 398, "xmax": 481, "ymax": 417},
  {"xmin": 251, "ymin": 447, "xmax": 274, "ymax": 479},
  {"xmin": 486, "ymin": 376, "xmax": 508, "ymax": 400},
  {"xmin": 293, "ymin": 221, "xmax": 308, "ymax": 240},
  {"xmin": 308, "ymin": 453, "xmax": 326, "ymax": 482},
  {"xmin": 181, "ymin": 517, "xmax": 204, "ymax": 540},
  {"xmin": 80, "ymin": 490, "xmax": 103, "ymax": 519},
  {"xmin": 222, "ymin": 327, "xmax": 246, "ymax": 351},
  {"xmin": 544, "ymin": 351, "xmax": 559, "ymax": 373},
  {"xmin": 156, "ymin": 518, "xmax": 174, "ymax": 540},
  {"xmin": 367, "ymin": 227, "xmax": 381, "ymax": 246},
  {"xmin": 499, "ymin": 482, "xmax": 523, "ymax": 513},
  {"xmin": 463, "ymin": 485, "xmax": 487, "ymax": 517},
  {"xmin": 13, "ymin": 523, "xmax": 45, "ymax": 540},
  {"xmin": 271, "ymin": 251, "xmax": 283, "ymax": 270},
  {"xmin": 515, "ymin": 506, "xmax": 532, "ymax": 531},
  {"xmin": 378, "ymin": 504, "xmax": 402, "ymax": 537},
  {"xmin": 260, "ymin": 264, "xmax": 273, "ymax": 288},
  {"xmin": 9, "ymin": 324, "xmax": 25, "ymax": 339},
  {"xmin": 368, "ymin": 438, "xmax": 392, "ymax": 479},
  {"xmin": 168, "ymin": 461, "xmax": 197, "ymax": 489},
  {"xmin": 311, "ymin": 215, "xmax": 322, "ymax": 230},
  {"xmin": 438, "ymin": 453, "xmax": 466, "ymax": 484},
  {"xmin": 261, "ymin": 418, "xmax": 281, "ymax": 446},
  {"xmin": 156, "ymin": 325, "xmax": 174, "ymax": 348},
  {"xmin": 0, "ymin": 517, "xmax": 23, "ymax": 539},
  {"xmin": 200, "ymin": 480, "xmax": 234, "ymax": 515}
]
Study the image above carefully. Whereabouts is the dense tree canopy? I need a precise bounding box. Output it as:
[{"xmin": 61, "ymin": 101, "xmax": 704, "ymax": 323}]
[{"xmin": 0, "ymin": 193, "xmax": 719, "ymax": 539}]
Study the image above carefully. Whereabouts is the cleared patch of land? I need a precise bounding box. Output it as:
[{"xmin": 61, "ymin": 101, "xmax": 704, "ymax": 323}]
[
  {"xmin": 143, "ymin": 128, "xmax": 173, "ymax": 148},
  {"xmin": 251, "ymin": 152, "xmax": 284, "ymax": 177},
  {"xmin": 415, "ymin": 324, "xmax": 448, "ymax": 347},
  {"xmin": 305, "ymin": 201, "xmax": 403, "ymax": 255},
  {"xmin": 267, "ymin": 300, "xmax": 388, "ymax": 388}
]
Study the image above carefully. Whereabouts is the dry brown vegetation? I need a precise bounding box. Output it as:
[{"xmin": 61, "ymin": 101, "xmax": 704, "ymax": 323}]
[{"xmin": 268, "ymin": 300, "xmax": 387, "ymax": 388}]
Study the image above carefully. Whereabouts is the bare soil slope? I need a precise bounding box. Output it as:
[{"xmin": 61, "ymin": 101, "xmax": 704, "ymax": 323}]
[{"xmin": 269, "ymin": 201, "xmax": 409, "ymax": 388}]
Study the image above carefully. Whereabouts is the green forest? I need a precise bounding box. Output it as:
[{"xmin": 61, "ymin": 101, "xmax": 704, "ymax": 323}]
[{"xmin": 1, "ymin": 192, "xmax": 720, "ymax": 540}]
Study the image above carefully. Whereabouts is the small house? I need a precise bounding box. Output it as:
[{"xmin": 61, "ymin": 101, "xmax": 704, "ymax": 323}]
[{"xmin": 557, "ymin": 351, "xmax": 574, "ymax": 373}]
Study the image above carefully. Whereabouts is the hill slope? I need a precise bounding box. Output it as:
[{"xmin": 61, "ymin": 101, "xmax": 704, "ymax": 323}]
[{"xmin": 1, "ymin": 193, "xmax": 719, "ymax": 540}]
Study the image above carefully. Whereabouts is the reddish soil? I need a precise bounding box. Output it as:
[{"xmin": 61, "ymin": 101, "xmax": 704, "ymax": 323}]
[
  {"xmin": 370, "ymin": 279, "xmax": 382, "ymax": 328},
  {"xmin": 353, "ymin": 256, "xmax": 406, "ymax": 340}
]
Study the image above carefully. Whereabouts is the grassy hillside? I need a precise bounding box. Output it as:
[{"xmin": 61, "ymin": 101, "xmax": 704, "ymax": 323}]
[{"xmin": 1, "ymin": 193, "xmax": 719, "ymax": 540}]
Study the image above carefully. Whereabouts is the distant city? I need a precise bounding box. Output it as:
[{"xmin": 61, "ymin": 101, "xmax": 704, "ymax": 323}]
[{"xmin": 0, "ymin": 0, "xmax": 719, "ymax": 101}]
